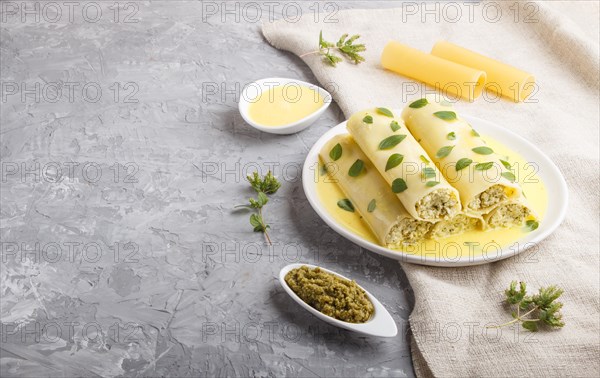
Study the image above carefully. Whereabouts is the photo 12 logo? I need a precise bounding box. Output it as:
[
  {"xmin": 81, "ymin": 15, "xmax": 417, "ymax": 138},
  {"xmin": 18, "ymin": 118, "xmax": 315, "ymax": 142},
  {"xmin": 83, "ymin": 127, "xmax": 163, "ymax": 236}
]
[
  {"xmin": 1, "ymin": 241, "xmax": 140, "ymax": 264},
  {"xmin": 0, "ymin": 2, "xmax": 140, "ymax": 24},
  {"xmin": 398, "ymin": 1, "xmax": 540, "ymax": 24},
  {"xmin": 200, "ymin": 1, "xmax": 340, "ymax": 24},
  {"xmin": 399, "ymin": 81, "xmax": 539, "ymax": 104},
  {"xmin": 1, "ymin": 161, "xmax": 139, "ymax": 184},
  {"xmin": 1, "ymin": 321, "xmax": 142, "ymax": 344},
  {"xmin": 200, "ymin": 80, "xmax": 339, "ymax": 105},
  {"xmin": 1, "ymin": 81, "xmax": 139, "ymax": 104},
  {"xmin": 198, "ymin": 161, "xmax": 301, "ymax": 185}
]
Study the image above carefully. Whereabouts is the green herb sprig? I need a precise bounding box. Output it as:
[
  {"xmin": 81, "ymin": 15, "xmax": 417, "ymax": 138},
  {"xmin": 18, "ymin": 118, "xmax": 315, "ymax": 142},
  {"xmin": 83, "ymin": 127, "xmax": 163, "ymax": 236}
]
[
  {"xmin": 489, "ymin": 281, "xmax": 565, "ymax": 332},
  {"xmin": 236, "ymin": 171, "xmax": 281, "ymax": 245},
  {"xmin": 300, "ymin": 31, "xmax": 366, "ymax": 67}
]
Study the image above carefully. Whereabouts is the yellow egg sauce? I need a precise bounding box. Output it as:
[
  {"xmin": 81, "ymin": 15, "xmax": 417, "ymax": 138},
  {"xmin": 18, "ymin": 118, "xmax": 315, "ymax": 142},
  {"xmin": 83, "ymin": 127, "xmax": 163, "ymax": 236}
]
[
  {"xmin": 314, "ymin": 135, "xmax": 548, "ymax": 262},
  {"xmin": 248, "ymin": 84, "xmax": 324, "ymax": 127}
]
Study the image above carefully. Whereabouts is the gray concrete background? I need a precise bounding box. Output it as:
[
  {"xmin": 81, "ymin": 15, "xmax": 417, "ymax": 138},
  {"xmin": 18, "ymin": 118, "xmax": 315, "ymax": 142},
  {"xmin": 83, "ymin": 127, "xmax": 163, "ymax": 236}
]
[{"xmin": 0, "ymin": 1, "xmax": 414, "ymax": 376}]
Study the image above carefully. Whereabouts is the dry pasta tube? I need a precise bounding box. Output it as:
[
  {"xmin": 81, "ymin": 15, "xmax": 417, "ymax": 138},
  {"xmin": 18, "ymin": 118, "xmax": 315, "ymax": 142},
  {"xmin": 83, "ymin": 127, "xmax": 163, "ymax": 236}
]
[
  {"xmin": 431, "ymin": 41, "xmax": 535, "ymax": 102},
  {"xmin": 381, "ymin": 41, "xmax": 486, "ymax": 101}
]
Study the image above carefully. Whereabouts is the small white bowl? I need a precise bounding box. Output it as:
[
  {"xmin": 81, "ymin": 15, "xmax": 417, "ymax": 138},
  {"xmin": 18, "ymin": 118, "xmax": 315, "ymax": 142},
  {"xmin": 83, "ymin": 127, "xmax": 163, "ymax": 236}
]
[
  {"xmin": 279, "ymin": 263, "xmax": 398, "ymax": 337},
  {"xmin": 239, "ymin": 78, "xmax": 332, "ymax": 135}
]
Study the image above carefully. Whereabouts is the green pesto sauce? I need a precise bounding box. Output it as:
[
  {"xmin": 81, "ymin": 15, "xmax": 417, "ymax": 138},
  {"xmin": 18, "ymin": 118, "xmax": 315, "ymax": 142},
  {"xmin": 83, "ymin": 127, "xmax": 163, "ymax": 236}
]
[{"xmin": 285, "ymin": 266, "xmax": 374, "ymax": 323}]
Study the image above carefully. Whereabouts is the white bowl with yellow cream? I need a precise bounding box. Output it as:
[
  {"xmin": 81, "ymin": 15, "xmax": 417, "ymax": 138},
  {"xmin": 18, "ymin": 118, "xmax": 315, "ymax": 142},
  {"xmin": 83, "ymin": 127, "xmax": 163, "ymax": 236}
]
[{"xmin": 239, "ymin": 78, "xmax": 331, "ymax": 134}]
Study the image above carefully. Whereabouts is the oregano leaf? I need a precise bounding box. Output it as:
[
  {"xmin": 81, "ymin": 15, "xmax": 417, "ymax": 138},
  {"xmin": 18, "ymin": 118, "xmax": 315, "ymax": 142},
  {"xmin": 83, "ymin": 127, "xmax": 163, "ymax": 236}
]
[
  {"xmin": 475, "ymin": 162, "xmax": 494, "ymax": 171},
  {"xmin": 337, "ymin": 199, "xmax": 355, "ymax": 212},
  {"xmin": 433, "ymin": 111, "xmax": 457, "ymax": 121},
  {"xmin": 525, "ymin": 219, "xmax": 539, "ymax": 231},
  {"xmin": 500, "ymin": 159, "xmax": 512, "ymax": 169},
  {"xmin": 456, "ymin": 158, "xmax": 473, "ymax": 171},
  {"xmin": 379, "ymin": 135, "xmax": 406, "ymax": 150},
  {"xmin": 376, "ymin": 107, "xmax": 394, "ymax": 117},
  {"xmin": 502, "ymin": 171, "xmax": 516, "ymax": 182},
  {"xmin": 348, "ymin": 159, "xmax": 365, "ymax": 177},
  {"xmin": 367, "ymin": 199, "xmax": 376, "ymax": 212},
  {"xmin": 472, "ymin": 146, "xmax": 494, "ymax": 155},
  {"xmin": 436, "ymin": 145, "xmax": 454, "ymax": 158},
  {"xmin": 385, "ymin": 153, "xmax": 404, "ymax": 171},
  {"xmin": 422, "ymin": 167, "xmax": 436, "ymax": 179},
  {"xmin": 409, "ymin": 98, "xmax": 428, "ymax": 108},
  {"xmin": 329, "ymin": 143, "xmax": 342, "ymax": 161},
  {"xmin": 391, "ymin": 178, "xmax": 408, "ymax": 193}
]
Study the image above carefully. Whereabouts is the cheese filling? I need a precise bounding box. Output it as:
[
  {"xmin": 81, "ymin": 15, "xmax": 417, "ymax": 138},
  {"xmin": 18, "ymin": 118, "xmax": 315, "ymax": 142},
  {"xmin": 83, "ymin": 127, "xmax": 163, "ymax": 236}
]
[
  {"xmin": 487, "ymin": 203, "xmax": 532, "ymax": 228},
  {"xmin": 468, "ymin": 184, "xmax": 509, "ymax": 211},
  {"xmin": 416, "ymin": 189, "xmax": 460, "ymax": 220},
  {"xmin": 386, "ymin": 219, "xmax": 431, "ymax": 246}
]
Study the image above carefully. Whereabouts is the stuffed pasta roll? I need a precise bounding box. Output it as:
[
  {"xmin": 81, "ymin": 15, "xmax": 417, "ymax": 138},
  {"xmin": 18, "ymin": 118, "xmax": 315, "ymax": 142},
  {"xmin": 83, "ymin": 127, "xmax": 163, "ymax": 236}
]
[
  {"xmin": 401, "ymin": 95, "xmax": 525, "ymax": 216},
  {"xmin": 347, "ymin": 108, "xmax": 461, "ymax": 222},
  {"xmin": 484, "ymin": 198, "xmax": 536, "ymax": 229},
  {"xmin": 320, "ymin": 134, "xmax": 431, "ymax": 246}
]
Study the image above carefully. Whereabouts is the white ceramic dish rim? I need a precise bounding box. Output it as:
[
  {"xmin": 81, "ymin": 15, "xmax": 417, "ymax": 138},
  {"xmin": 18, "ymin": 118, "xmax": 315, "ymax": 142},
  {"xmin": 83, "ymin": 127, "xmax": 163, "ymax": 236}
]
[
  {"xmin": 279, "ymin": 263, "xmax": 398, "ymax": 338},
  {"xmin": 239, "ymin": 77, "xmax": 332, "ymax": 133},
  {"xmin": 302, "ymin": 113, "xmax": 569, "ymax": 267}
]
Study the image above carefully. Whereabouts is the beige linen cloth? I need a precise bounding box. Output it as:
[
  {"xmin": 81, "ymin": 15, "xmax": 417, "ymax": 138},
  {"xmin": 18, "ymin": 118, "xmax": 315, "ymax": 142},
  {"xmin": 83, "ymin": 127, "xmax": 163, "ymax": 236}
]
[{"xmin": 263, "ymin": 1, "xmax": 599, "ymax": 377}]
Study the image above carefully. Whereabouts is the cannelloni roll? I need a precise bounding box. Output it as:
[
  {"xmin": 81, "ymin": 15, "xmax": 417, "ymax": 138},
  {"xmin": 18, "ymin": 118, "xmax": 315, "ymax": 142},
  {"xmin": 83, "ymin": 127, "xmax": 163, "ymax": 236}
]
[
  {"xmin": 484, "ymin": 199, "xmax": 536, "ymax": 229},
  {"xmin": 320, "ymin": 135, "xmax": 431, "ymax": 246},
  {"xmin": 347, "ymin": 108, "xmax": 461, "ymax": 222},
  {"xmin": 401, "ymin": 96, "xmax": 524, "ymax": 216}
]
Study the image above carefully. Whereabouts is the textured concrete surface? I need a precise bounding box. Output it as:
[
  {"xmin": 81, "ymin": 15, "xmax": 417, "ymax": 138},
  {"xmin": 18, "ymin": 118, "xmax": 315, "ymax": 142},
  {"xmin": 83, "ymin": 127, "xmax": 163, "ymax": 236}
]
[{"xmin": 0, "ymin": 1, "xmax": 414, "ymax": 376}]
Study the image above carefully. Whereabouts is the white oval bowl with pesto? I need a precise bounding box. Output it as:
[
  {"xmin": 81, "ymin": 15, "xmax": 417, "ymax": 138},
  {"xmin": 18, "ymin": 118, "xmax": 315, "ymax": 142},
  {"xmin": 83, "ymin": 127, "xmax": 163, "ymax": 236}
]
[
  {"xmin": 279, "ymin": 263, "xmax": 398, "ymax": 338},
  {"xmin": 302, "ymin": 112, "xmax": 568, "ymax": 267},
  {"xmin": 239, "ymin": 78, "xmax": 332, "ymax": 135}
]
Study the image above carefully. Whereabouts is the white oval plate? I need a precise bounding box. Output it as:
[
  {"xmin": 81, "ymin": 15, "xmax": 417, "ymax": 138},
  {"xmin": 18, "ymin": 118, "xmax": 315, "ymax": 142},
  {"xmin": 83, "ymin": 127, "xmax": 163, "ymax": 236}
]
[
  {"xmin": 279, "ymin": 263, "xmax": 398, "ymax": 337},
  {"xmin": 302, "ymin": 114, "xmax": 568, "ymax": 267}
]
